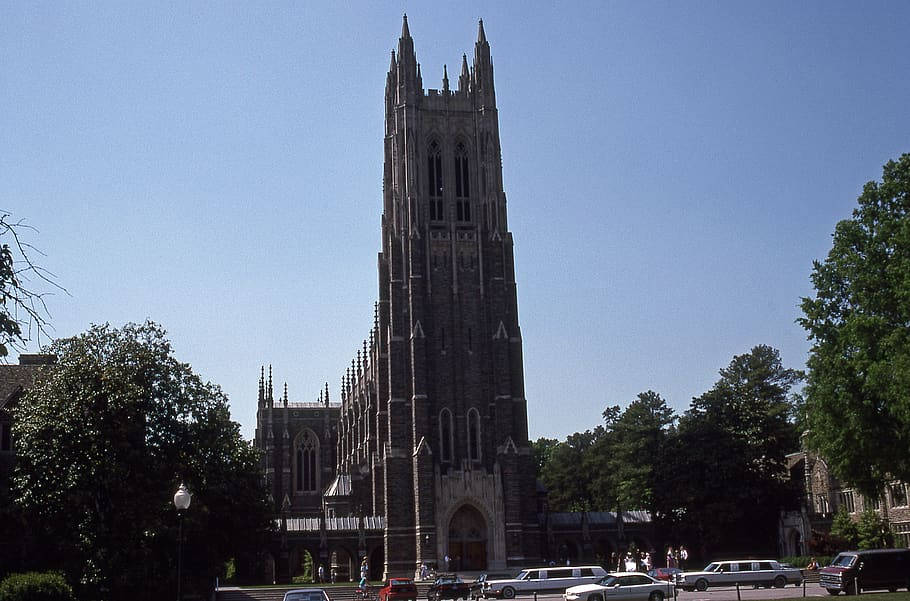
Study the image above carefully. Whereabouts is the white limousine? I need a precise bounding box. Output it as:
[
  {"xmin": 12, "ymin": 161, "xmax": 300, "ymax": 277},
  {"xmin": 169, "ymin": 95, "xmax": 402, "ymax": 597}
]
[
  {"xmin": 484, "ymin": 566, "xmax": 608, "ymax": 599},
  {"xmin": 677, "ymin": 560, "xmax": 803, "ymax": 591}
]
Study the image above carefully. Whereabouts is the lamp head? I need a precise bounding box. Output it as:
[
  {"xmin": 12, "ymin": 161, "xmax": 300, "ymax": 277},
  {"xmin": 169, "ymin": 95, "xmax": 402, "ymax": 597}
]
[{"xmin": 174, "ymin": 483, "xmax": 192, "ymax": 510}]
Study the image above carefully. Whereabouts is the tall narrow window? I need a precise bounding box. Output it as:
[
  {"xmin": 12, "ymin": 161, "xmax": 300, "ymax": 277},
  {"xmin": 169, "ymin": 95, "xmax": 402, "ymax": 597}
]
[
  {"xmin": 440, "ymin": 409, "xmax": 454, "ymax": 463},
  {"xmin": 455, "ymin": 142, "xmax": 471, "ymax": 221},
  {"xmin": 428, "ymin": 140, "xmax": 444, "ymax": 221},
  {"xmin": 467, "ymin": 408, "xmax": 481, "ymax": 463},
  {"xmin": 0, "ymin": 416, "xmax": 10, "ymax": 452},
  {"xmin": 295, "ymin": 429, "xmax": 320, "ymax": 493}
]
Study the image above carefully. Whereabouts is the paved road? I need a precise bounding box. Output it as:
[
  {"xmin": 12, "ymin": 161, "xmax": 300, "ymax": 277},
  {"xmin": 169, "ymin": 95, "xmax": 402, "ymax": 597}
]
[{"xmin": 521, "ymin": 583, "xmax": 831, "ymax": 601}]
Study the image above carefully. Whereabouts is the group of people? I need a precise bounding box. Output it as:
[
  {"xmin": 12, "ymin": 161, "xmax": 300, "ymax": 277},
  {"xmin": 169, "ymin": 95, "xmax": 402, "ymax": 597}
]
[
  {"xmin": 665, "ymin": 546, "xmax": 688, "ymax": 570},
  {"xmin": 609, "ymin": 545, "xmax": 687, "ymax": 573},
  {"xmin": 315, "ymin": 564, "xmax": 337, "ymax": 584}
]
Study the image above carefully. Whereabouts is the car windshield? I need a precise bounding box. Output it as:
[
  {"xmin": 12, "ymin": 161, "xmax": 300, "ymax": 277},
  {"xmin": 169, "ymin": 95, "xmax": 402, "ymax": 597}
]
[
  {"xmin": 831, "ymin": 555, "xmax": 856, "ymax": 568},
  {"xmin": 285, "ymin": 593, "xmax": 326, "ymax": 601},
  {"xmin": 704, "ymin": 563, "xmax": 720, "ymax": 572},
  {"xmin": 598, "ymin": 576, "xmax": 619, "ymax": 587}
]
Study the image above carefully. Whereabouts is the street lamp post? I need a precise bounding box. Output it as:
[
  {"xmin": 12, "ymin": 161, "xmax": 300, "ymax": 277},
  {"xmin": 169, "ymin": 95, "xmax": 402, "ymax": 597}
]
[{"xmin": 174, "ymin": 483, "xmax": 192, "ymax": 601}]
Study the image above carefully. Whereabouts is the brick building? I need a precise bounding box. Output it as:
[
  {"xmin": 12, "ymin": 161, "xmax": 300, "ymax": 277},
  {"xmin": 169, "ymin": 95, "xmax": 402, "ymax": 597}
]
[{"xmin": 779, "ymin": 447, "xmax": 910, "ymax": 556}]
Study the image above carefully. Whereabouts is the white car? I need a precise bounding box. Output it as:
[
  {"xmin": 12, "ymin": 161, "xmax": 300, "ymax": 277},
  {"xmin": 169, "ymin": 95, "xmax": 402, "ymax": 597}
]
[
  {"xmin": 565, "ymin": 572, "xmax": 674, "ymax": 601},
  {"xmin": 677, "ymin": 560, "xmax": 803, "ymax": 591}
]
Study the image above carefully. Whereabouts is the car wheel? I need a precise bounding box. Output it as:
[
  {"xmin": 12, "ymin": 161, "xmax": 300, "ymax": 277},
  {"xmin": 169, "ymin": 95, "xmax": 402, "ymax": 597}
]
[
  {"xmin": 774, "ymin": 576, "xmax": 786, "ymax": 589},
  {"xmin": 649, "ymin": 591, "xmax": 664, "ymax": 601},
  {"xmin": 695, "ymin": 579, "xmax": 708, "ymax": 592},
  {"xmin": 590, "ymin": 595, "xmax": 604, "ymax": 601},
  {"xmin": 502, "ymin": 588, "xmax": 515, "ymax": 600}
]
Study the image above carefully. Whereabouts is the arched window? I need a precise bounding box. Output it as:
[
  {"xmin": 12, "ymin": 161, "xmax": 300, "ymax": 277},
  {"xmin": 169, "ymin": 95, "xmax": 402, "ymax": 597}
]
[
  {"xmin": 295, "ymin": 429, "xmax": 319, "ymax": 493},
  {"xmin": 439, "ymin": 408, "xmax": 454, "ymax": 463},
  {"xmin": 467, "ymin": 408, "xmax": 481, "ymax": 463},
  {"xmin": 427, "ymin": 140, "xmax": 444, "ymax": 221},
  {"xmin": 454, "ymin": 141, "xmax": 471, "ymax": 221}
]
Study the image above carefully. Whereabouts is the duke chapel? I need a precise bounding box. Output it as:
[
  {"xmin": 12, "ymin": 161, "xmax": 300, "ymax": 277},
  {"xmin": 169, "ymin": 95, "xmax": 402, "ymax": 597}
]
[{"xmin": 254, "ymin": 18, "xmax": 652, "ymax": 583}]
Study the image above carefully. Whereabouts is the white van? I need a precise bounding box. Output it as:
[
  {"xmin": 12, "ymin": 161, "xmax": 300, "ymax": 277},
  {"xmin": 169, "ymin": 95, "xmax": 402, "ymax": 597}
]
[{"xmin": 484, "ymin": 566, "xmax": 608, "ymax": 599}]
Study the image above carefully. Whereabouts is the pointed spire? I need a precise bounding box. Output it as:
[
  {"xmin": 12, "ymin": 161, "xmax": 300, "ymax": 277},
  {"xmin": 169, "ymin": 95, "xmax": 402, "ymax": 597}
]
[
  {"xmin": 389, "ymin": 49, "xmax": 397, "ymax": 72},
  {"xmin": 442, "ymin": 64, "xmax": 450, "ymax": 93},
  {"xmin": 283, "ymin": 382, "xmax": 288, "ymax": 406},
  {"xmin": 401, "ymin": 13, "xmax": 410, "ymax": 39},
  {"xmin": 325, "ymin": 382, "xmax": 330, "ymax": 405},
  {"xmin": 459, "ymin": 53, "xmax": 470, "ymax": 92},
  {"xmin": 268, "ymin": 365, "xmax": 273, "ymax": 403},
  {"xmin": 477, "ymin": 18, "xmax": 487, "ymax": 43},
  {"xmin": 258, "ymin": 366, "xmax": 264, "ymax": 405}
]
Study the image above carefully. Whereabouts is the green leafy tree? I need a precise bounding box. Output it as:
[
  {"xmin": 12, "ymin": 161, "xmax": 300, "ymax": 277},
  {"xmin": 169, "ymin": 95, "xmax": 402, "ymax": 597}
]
[
  {"xmin": 537, "ymin": 430, "xmax": 602, "ymax": 511},
  {"xmin": 800, "ymin": 154, "xmax": 910, "ymax": 498},
  {"xmin": 531, "ymin": 437, "xmax": 559, "ymax": 477},
  {"xmin": 670, "ymin": 345, "xmax": 803, "ymax": 555},
  {"xmin": 829, "ymin": 506, "xmax": 859, "ymax": 548},
  {"xmin": 593, "ymin": 392, "xmax": 675, "ymax": 515},
  {"xmin": 12, "ymin": 322, "xmax": 273, "ymax": 600},
  {"xmin": 856, "ymin": 509, "xmax": 893, "ymax": 549}
]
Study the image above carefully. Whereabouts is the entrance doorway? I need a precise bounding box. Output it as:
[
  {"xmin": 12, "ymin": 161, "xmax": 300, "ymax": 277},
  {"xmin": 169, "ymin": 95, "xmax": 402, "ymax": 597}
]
[{"xmin": 448, "ymin": 505, "xmax": 487, "ymax": 571}]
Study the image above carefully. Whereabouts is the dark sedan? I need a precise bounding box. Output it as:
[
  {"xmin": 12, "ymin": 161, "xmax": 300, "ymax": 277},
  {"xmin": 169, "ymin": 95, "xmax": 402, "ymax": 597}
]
[{"xmin": 428, "ymin": 574, "xmax": 470, "ymax": 601}]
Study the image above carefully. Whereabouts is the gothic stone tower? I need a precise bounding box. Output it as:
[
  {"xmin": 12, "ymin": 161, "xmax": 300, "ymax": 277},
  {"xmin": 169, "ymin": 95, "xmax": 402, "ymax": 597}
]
[{"xmin": 376, "ymin": 17, "xmax": 540, "ymax": 576}]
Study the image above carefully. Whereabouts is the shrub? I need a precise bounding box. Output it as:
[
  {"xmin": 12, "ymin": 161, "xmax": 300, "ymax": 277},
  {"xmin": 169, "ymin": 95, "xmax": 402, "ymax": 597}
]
[
  {"xmin": 0, "ymin": 571, "xmax": 75, "ymax": 601},
  {"xmin": 780, "ymin": 555, "xmax": 834, "ymax": 568}
]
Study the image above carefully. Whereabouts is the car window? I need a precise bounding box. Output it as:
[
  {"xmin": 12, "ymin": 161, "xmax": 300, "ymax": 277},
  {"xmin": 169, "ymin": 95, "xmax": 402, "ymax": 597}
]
[
  {"xmin": 599, "ymin": 576, "xmax": 619, "ymax": 587},
  {"xmin": 627, "ymin": 576, "xmax": 650, "ymax": 585},
  {"xmin": 524, "ymin": 571, "xmax": 539, "ymax": 580},
  {"xmin": 704, "ymin": 563, "xmax": 719, "ymax": 572},
  {"xmin": 758, "ymin": 562, "xmax": 773, "ymax": 571},
  {"xmin": 548, "ymin": 569, "xmax": 573, "ymax": 579},
  {"xmin": 831, "ymin": 555, "xmax": 856, "ymax": 568},
  {"xmin": 580, "ymin": 568, "xmax": 594, "ymax": 577}
]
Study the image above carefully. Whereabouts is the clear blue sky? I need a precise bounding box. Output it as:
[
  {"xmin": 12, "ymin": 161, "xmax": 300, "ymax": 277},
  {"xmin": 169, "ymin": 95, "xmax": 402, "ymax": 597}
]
[{"xmin": 3, "ymin": 1, "xmax": 909, "ymax": 441}]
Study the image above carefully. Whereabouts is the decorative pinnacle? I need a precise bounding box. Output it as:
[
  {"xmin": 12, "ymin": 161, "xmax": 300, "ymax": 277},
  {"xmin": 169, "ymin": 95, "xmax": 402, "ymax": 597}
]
[
  {"xmin": 401, "ymin": 14, "xmax": 410, "ymax": 39},
  {"xmin": 461, "ymin": 54, "xmax": 469, "ymax": 78},
  {"xmin": 477, "ymin": 18, "xmax": 486, "ymax": 43},
  {"xmin": 443, "ymin": 64, "xmax": 450, "ymax": 92}
]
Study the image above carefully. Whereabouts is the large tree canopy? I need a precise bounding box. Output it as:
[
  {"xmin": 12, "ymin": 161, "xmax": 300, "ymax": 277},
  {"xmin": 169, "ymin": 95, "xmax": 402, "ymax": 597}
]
[
  {"xmin": 12, "ymin": 322, "xmax": 272, "ymax": 599},
  {"xmin": 800, "ymin": 154, "xmax": 910, "ymax": 499},
  {"xmin": 669, "ymin": 345, "xmax": 802, "ymax": 555}
]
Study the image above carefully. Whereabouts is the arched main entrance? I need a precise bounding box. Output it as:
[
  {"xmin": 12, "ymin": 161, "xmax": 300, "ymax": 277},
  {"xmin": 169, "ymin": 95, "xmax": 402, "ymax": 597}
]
[{"xmin": 448, "ymin": 505, "xmax": 487, "ymax": 571}]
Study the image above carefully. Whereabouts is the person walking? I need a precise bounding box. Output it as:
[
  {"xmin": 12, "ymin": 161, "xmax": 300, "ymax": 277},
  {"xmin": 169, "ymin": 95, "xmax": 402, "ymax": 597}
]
[
  {"xmin": 318, "ymin": 564, "xmax": 325, "ymax": 583},
  {"xmin": 666, "ymin": 547, "xmax": 674, "ymax": 569},
  {"xmin": 359, "ymin": 558, "xmax": 369, "ymax": 589},
  {"xmin": 679, "ymin": 546, "xmax": 688, "ymax": 570}
]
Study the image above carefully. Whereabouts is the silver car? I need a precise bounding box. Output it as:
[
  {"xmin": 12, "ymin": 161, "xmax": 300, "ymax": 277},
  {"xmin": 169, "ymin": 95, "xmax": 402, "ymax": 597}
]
[{"xmin": 283, "ymin": 589, "xmax": 332, "ymax": 601}]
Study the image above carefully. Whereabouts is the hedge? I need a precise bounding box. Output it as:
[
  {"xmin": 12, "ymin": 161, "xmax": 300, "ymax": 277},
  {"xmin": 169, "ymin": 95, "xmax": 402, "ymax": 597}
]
[{"xmin": 0, "ymin": 572, "xmax": 75, "ymax": 601}]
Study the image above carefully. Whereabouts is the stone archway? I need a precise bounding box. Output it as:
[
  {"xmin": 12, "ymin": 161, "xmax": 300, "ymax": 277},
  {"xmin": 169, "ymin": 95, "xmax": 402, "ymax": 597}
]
[{"xmin": 448, "ymin": 504, "xmax": 488, "ymax": 571}]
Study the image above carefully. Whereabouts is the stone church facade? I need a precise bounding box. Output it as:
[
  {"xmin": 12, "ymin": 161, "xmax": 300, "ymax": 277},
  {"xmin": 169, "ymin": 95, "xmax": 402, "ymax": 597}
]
[
  {"xmin": 254, "ymin": 18, "xmax": 654, "ymax": 583},
  {"xmin": 255, "ymin": 17, "xmax": 539, "ymax": 581}
]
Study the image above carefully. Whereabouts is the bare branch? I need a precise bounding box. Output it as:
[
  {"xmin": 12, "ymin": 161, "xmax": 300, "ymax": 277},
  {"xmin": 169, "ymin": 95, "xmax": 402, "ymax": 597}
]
[{"xmin": 0, "ymin": 211, "xmax": 69, "ymax": 357}]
